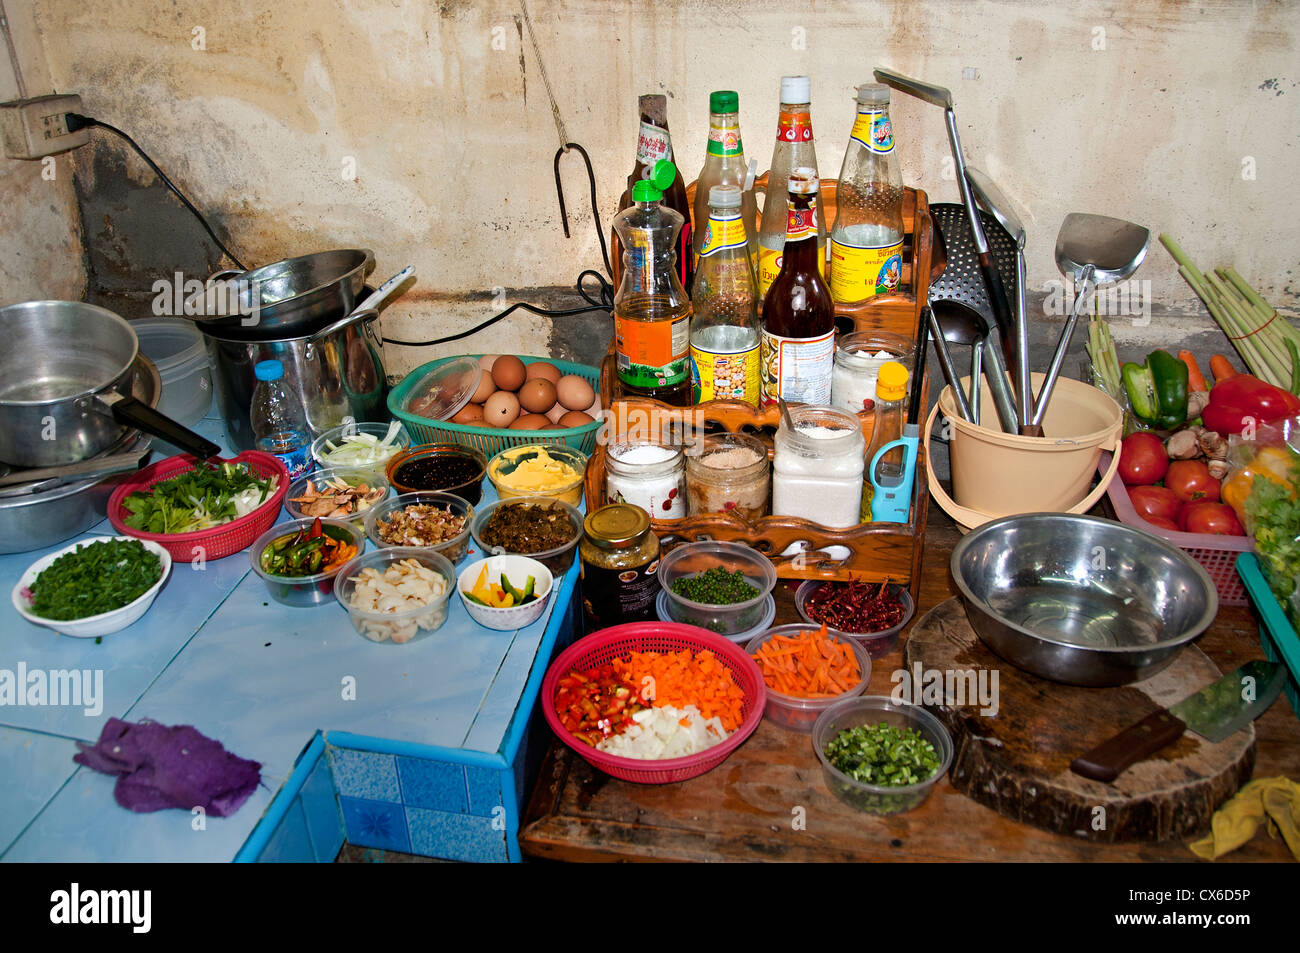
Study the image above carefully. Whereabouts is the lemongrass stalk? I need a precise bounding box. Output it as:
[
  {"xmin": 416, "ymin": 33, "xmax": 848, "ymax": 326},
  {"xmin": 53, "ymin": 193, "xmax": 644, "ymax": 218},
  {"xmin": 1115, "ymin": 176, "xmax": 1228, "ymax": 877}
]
[
  {"xmin": 1188, "ymin": 266, "xmax": 1280, "ymax": 381},
  {"xmin": 1221, "ymin": 268, "xmax": 1300, "ymax": 346},
  {"xmin": 1206, "ymin": 271, "xmax": 1290, "ymax": 382}
]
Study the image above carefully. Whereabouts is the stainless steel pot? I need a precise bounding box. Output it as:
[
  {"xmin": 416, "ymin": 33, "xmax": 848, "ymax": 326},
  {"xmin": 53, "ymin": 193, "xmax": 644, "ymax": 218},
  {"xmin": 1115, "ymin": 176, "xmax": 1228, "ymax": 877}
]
[
  {"xmin": 186, "ymin": 248, "xmax": 375, "ymax": 336},
  {"xmin": 0, "ymin": 355, "xmax": 160, "ymax": 554},
  {"xmin": 205, "ymin": 306, "xmax": 388, "ymax": 451},
  {"xmin": 0, "ymin": 301, "xmax": 221, "ymax": 467}
]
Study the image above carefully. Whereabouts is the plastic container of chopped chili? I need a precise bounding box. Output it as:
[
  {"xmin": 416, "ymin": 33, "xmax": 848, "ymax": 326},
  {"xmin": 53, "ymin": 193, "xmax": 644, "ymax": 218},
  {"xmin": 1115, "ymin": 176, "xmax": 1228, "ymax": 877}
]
[{"xmin": 794, "ymin": 580, "xmax": 916, "ymax": 659}]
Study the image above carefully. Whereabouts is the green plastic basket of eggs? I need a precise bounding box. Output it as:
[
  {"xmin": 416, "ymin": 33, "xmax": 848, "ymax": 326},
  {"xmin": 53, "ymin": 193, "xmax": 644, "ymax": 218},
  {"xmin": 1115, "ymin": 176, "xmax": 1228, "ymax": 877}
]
[{"xmin": 388, "ymin": 354, "xmax": 603, "ymax": 457}]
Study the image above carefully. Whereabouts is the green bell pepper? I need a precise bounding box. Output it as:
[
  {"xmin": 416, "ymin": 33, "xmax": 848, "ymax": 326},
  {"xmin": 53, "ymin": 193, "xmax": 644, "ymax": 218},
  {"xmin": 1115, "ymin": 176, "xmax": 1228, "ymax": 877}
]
[{"xmin": 1121, "ymin": 349, "xmax": 1189, "ymax": 430}]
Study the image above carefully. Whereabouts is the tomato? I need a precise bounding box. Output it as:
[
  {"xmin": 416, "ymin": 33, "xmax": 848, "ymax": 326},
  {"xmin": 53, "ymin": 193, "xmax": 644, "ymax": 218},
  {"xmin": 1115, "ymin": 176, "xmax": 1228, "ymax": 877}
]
[
  {"xmin": 1142, "ymin": 515, "xmax": 1181, "ymax": 532},
  {"xmin": 1129, "ymin": 485, "xmax": 1183, "ymax": 524},
  {"xmin": 1180, "ymin": 501, "xmax": 1245, "ymax": 536},
  {"xmin": 1165, "ymin": 460, "xmax": 1221, "ymax": 504},
  {"xmin": 1118, "ymin": 432, "xmax": 1169, "ymax": 485}
]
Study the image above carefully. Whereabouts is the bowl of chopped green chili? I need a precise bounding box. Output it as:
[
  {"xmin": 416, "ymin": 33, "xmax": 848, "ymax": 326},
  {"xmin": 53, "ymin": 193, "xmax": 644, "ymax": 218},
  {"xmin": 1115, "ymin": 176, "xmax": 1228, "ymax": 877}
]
[
  {"xmin": 812, "ymin": 696, "xmax": 953, "ymax": 815},
  {"xmin": 12, "ymin": 536, "xmax": 171, "ymax": 637},
  {"xmin": 657, "ymin": 541, "xmax": 777, "ymax": 637}
]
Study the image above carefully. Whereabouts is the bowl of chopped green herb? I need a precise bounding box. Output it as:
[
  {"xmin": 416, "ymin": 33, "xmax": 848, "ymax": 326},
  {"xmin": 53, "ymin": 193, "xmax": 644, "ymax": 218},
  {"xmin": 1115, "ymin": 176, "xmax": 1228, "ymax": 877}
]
[
  {"xmin": 657, "ymin": 541, "xmax": 777, "ymax": 637},
  {"xmin": 12, "ymin": 536, "xmax": 171, "ymax": 637},
  {"xmin": 812, "ymin": 696, "xmax": 953, "ymax": 815}
]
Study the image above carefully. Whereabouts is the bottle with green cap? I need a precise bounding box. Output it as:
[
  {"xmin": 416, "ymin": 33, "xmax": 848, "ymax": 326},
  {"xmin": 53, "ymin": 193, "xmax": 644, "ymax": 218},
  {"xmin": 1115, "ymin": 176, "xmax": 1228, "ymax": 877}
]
[
  {"xmin": 620, "ymin": 94, "xmax": 693, "ymax": 292},
  {"xmin": 690, "ymin": 184, "xmax": 760, "ymax": 405},
  {"xmin": 860, "ymin": 359, "xmax": 909, "ymax": 518},
  {"xmin": 830, "ymin": 83, "xmax": 905, "ymax": 304},
  {"xmin": 612, "ymin": 158, "xmax": 694, "ymax": 407},
  {"xmin": 692, "ymin": 90, "xmax": 758, "ymax": 270}
]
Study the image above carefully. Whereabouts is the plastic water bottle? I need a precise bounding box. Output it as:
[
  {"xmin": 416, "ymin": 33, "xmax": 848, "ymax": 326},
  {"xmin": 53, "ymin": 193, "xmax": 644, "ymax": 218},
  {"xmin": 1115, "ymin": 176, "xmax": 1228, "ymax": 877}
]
[{"xmin": 251, "ymin": 360, "xmax": 312, "ymax": 479}]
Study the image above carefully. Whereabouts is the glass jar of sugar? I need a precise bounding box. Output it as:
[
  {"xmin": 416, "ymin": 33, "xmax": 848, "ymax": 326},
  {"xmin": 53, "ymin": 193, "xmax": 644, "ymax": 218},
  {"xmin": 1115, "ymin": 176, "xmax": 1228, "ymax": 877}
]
[
  {"xmin": 605, "ymin": 441, "xmax": 687, "ymax": 518},
  {"xmin": 831, "ymin": 330, "xmax": 915, "ymax": 415},
  {"xmin": 772, "ymin": 405, "xmax": 865, "ymax": 528},
  {"xmin": 685, "ymin": 432, "xmax": 771, "ymax": 520}
]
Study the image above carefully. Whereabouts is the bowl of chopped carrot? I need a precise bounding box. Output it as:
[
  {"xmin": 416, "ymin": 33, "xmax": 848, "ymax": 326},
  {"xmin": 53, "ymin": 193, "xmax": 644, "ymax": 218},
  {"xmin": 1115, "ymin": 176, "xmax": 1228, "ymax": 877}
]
[
  {"xmin": 746, "ymin": 623, "xmax": 872, "ymax": 733},
  {"xmin": 541, "ymin": 621, "xmax": 766, "ymax": 784}
]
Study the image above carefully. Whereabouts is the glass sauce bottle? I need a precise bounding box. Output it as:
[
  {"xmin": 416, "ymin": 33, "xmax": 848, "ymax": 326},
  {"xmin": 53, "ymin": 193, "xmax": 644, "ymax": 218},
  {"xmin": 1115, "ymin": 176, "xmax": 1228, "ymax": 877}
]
[
  {"xmin": 619, "ymin": 93, "xmax": 693, "ymax": 292},
  {"xmin": 760, "ymin": 169, "xmax": 836, "ymax": 406},
  {"xmin": 757, "ymin": 75, "xmax": 825, "ymax": 303},
  {"xmin": 692, "ymin": 90, "xmax": 759, "ymax": 270}
]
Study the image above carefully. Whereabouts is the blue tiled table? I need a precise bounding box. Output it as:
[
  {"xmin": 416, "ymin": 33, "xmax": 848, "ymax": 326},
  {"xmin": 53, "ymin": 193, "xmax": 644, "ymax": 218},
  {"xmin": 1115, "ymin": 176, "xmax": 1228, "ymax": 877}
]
[{"xmin": 1, "ymin": 413, "xmax": 580, "ymax": 862}]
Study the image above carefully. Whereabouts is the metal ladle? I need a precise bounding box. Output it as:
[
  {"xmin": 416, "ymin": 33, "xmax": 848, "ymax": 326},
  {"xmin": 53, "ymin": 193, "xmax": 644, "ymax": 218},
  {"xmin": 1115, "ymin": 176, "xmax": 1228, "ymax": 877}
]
[
  {"xmin": 934, "ymin": 301, "xmax": 988, "ymax": 425},
  {"xmin": 1034, "ymin": 214, "xmax": 1150, "ymax": 427}
]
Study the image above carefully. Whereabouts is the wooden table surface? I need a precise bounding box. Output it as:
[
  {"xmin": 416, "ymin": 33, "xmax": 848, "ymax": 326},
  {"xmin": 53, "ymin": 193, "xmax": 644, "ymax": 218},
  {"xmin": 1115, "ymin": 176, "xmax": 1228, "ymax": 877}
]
[{"xmin": 519, "ymin": 510, "xmax": 1300, "ymax": 863}]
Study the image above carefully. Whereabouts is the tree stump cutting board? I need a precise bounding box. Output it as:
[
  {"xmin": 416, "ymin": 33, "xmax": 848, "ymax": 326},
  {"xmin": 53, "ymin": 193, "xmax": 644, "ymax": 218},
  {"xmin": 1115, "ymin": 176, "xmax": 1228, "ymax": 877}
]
[{"xmin": 904, "ymin": 597, "xmax": 1256, "ymax": 843}]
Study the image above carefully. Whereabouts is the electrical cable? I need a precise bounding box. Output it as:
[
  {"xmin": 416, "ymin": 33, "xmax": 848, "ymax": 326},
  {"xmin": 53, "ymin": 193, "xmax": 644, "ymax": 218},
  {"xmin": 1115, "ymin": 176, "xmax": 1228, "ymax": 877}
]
[{"xmin": 65, "ymin": 112, "xmax": 247, "ymax": 271}]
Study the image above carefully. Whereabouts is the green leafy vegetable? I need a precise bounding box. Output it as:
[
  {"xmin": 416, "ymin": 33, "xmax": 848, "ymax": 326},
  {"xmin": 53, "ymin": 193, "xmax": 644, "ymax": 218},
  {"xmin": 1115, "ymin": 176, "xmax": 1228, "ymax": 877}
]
[
  {"xmin": 27, "ymin": 539, "xmax": 163, "ymax": 621},
  {"xmin": 122, "ymin": 462, "xmax": 276, "ymax": 535},
  {"xmin": 824, "ymin": 721, "xmax": 941, "ymax": 787},
  {"xmin": 1244, "ymin": 461, "xmax": 1300, "ymax": 630}
]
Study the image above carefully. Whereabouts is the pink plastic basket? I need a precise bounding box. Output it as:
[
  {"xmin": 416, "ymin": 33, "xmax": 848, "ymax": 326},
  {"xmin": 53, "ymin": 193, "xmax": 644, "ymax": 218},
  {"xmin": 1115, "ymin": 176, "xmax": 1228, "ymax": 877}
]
[
  {"xmin": 1099, "ymin": 452, "xmax": 1251, "ymax": 606},
  {"xmin": 108, "ymin": 451, "xmax": 289, "ymax": 561},
  {"xmin": 541, "ymin": 622, "xmax": 767, "ymax": 784}
]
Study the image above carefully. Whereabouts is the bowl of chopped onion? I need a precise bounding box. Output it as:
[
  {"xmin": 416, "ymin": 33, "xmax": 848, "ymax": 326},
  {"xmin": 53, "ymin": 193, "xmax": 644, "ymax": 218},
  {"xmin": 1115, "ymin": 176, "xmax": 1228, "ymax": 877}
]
[
  {"xmin": 333, "ymin": 547, "xmax": 455, "ymax": 645},
  {"xmin": 310, "ymin": 420, "xmax": 410, "ymax": 471},
  {"xmin": 363, "ymin": 491, "xmax": 474, "ymax": 563}
]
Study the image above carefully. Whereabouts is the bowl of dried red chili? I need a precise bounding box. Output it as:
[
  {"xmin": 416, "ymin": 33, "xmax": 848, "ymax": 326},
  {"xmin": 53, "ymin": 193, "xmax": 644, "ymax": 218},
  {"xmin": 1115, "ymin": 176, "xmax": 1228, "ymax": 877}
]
[{"xmin": 794, "ymin": 579, "xmax": 915, "ymax": 659}]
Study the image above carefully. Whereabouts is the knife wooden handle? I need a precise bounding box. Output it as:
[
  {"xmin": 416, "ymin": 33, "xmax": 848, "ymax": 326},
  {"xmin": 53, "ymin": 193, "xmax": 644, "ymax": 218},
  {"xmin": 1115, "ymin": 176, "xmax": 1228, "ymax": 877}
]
[{"xmin": 1070, "ymin": 710, "xmax": 1188, "ymax": 783}]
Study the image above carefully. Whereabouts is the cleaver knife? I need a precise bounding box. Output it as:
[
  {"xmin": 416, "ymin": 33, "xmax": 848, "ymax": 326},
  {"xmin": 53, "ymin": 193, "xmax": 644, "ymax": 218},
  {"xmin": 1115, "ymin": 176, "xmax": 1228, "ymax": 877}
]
[{"xmin": 1070, "ymin": 660, "xmax": 1286, "ymax": 783}]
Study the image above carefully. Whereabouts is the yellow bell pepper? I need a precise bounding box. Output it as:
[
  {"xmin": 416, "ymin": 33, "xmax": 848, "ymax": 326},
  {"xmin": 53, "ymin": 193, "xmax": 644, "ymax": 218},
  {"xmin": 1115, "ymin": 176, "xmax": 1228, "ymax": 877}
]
[{"xmin": 1222, "ymin": 446, "xmax": 1296, "ymax": 526}]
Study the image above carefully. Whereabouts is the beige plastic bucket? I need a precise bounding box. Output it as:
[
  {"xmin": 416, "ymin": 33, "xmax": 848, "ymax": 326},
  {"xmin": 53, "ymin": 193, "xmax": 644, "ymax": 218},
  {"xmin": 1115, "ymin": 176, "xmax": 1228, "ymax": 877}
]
[{"xmin": 925, "ymin": 372, "xmax": 1122, "ymax": 532}]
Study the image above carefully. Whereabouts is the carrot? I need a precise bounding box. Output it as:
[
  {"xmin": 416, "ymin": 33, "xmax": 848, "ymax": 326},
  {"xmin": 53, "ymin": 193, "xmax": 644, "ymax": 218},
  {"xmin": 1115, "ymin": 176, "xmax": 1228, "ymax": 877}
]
[
  {"xmin": 1209, "ymin": 354, "xmax": 1238, "ymax": 385},
  {"xmin": 750, "ymin": 624, "xmax": 862, "ymax": 699},
  {"xmin": 613, "ymin": 648, "xmax": 747, "ymax": 732},
  {"xmin": 1178, "ymin": 351, "xmax": 1208, "ymax": 392}
]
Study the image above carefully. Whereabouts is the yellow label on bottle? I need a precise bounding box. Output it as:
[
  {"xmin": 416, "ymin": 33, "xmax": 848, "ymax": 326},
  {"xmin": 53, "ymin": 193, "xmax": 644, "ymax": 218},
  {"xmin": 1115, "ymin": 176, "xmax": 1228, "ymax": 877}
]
[
  {"xmin": 698, "ymin": 211, "xmax": 748, "ymax": 258},
  {"xmin": 829, "ymin": 238, "xmax": 904, "ymax": 303},
  {"xmin": 758, "ymin": 246, "xmax": 826, "ymax": 299},
  {"xmin": 849, "ymin": 109, "xmax": 895, "ymax": 154},
  {"xmin": 691, "ymin": 343, "xmax": 760, "ymax": 404}
]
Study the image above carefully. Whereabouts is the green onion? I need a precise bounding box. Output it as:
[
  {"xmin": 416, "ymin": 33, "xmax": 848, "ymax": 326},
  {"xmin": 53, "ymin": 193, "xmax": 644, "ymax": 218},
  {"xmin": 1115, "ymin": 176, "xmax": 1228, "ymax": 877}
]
[{"xmin": 28, "ymin": 539, "xmax": 163, "ymax": 621}]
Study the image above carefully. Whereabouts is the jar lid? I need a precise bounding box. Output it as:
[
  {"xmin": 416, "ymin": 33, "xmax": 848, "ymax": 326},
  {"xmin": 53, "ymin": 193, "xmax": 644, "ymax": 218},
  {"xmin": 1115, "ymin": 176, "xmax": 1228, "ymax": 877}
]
[
  {"xmin": 876, "ymin": 361, "xmax": 909, "ymax": 401},
  {"xmin": 585, "ymin": 504, "xmax": 651, "ymax": 549}
]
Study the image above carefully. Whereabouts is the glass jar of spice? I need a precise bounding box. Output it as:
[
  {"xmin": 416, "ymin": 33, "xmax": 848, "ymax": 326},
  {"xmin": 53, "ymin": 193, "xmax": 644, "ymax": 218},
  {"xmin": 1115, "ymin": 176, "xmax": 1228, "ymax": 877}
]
[
  {"xmin": 772, "ymin": 405, "xmax": 865, "ymax": 528},
  {"xmin": 580, "ymin": 503, "xmax": 662, "ymax": 633},
  {"xmin": 605, "ymin": 441, "xmax": 686, "ymax": 518},
  {"xmin": 685, "ymin": 432, "xmax": 771, "ymax": 520},
  {"xmin": 830, "ymin": 330, "xmax": 915, "ymax": 415}
]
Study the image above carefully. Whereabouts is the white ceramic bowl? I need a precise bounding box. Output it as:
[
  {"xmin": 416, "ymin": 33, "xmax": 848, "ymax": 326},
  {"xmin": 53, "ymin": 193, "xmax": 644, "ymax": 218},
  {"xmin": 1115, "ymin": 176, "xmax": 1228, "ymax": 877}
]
[
  {"xmin": 457, "ymin": 554, "xmax": 554, "ymax": 631},
  {"xmin": 12, "ymin": 536, "xmax": 173, "ymax": 637}
]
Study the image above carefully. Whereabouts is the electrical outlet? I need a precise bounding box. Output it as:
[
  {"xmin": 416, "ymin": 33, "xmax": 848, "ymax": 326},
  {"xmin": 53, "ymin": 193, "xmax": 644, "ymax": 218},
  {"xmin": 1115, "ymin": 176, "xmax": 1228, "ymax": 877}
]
[{"xmin": 0, "ymin": 93, "xmax": 89, "ymax": 159}]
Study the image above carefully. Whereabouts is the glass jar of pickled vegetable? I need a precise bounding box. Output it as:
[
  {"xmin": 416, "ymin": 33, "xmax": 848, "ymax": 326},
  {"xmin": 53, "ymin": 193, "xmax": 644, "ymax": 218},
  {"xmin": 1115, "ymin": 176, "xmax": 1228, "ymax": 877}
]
[{"xmin": 580, "ymin": 503, "xmax": 661, "ymax": 633}]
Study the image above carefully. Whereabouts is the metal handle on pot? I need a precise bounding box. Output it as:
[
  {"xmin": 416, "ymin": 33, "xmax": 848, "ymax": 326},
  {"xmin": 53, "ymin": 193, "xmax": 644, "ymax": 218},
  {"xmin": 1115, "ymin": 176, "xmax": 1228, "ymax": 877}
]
[
  {"xmin": 95, "ymin": 392, "xmax": 221, "ymax": 459},
  {"xmin": 305, "ymin": 266, "xmax": 414, "ymax": 347}
]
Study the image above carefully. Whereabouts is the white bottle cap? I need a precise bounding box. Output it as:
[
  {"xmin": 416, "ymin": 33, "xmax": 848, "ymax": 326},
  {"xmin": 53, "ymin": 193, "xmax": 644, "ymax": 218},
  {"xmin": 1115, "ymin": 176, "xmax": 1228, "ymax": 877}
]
[
  {"xmin": 858, "ymin": 83, "xmax": 890, "ymax": 105},
  {"xmin": 780, "ymin": 75, "xmax": 811, "ymax": 104},
  {"xmin": 708, "ymin": 184, "xmax": 743, "ymax": 208}
]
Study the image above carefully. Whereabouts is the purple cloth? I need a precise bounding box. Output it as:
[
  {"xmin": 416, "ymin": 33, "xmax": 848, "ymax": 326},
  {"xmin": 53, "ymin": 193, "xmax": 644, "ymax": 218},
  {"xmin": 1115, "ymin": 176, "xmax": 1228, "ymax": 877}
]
[{"xmin": 74, "ymin": 717, "xmax": 261, "ymax": 817}]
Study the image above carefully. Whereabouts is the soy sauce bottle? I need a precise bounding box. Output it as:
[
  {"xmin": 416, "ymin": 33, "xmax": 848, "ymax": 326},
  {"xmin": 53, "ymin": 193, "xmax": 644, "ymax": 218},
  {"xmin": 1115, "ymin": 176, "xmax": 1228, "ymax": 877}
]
[{"xmin": 619, "ymin": 94, "xmax": 694, "ymax": 292}]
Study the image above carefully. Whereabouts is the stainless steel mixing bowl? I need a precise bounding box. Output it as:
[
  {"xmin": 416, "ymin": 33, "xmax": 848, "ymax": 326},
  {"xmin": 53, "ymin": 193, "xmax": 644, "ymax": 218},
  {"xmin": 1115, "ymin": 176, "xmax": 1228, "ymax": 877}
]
[{"xmin": 950, "ymin": 513, "xmax": 1218, "ymax": 686}]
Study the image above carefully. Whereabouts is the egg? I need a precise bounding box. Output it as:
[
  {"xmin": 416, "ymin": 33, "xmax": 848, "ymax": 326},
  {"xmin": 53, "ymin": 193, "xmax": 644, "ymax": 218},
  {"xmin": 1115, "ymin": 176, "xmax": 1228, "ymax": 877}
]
[
  {"xmin": 559, "ymin": 410, "xmax": 595, "ymax": 428},
  {"xmin": 483, "ymin": 390, "xmax": 520, "ymax": 427},
  {"xmin": 525, "ymin": 361, "xmax": 561, "ymax": 384},
  {"xmin": 452, "ymin": 402, "xmax": 485, "ymax": 424},
  {"xmin": 491, "ymin": 355, "xmax": 526, "ymax": 391},
  {"xmin": 509, "ymin": 413, "xmax": 551, "ymax": 430},
  {"xmin": 584, "ymin": 390, "xmax": 602, "ymax": 418},
  {"xmin": 556, "ymin": 374, "xmax": 595, "ymax": 411},
  {"xmin": 479, "ymin": 354, "xmax": 499, "ymax": 372},
  {"xmin": 544, "ymin": 402, "xmax": 567, "ymax": 423},
  {"xmin": 470, "ymin": 369, "xmax": 496, "ymax": 404},
  {"xmin": 518, "ymin": 378, "xmax": 557, "ymax": 414}
]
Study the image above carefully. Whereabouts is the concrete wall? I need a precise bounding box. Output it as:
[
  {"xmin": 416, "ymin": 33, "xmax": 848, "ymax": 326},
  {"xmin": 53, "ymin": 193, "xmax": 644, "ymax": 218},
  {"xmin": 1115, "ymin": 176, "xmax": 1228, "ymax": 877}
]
[
  {"xmin": 7, "ymin": 0, "xmax": 1298, "ymax": 377},
  {"xmin": 0, "ymin": 0, "xmax": 85, "ymax": 301}
]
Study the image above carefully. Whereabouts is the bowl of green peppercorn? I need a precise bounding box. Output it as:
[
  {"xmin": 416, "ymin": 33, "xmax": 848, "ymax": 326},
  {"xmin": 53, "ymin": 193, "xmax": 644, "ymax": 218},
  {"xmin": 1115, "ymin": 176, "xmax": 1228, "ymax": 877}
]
[
  {"xmin": 812, "ymin": 696, "xmax": 953, "ymax": 815},
  {"xmin": 12, "ymin": 536, "xmax": 172, "ymax": 637},
  {"xmin": 657, "ymin": 541, "xmax": 777, "ymax": 637}
]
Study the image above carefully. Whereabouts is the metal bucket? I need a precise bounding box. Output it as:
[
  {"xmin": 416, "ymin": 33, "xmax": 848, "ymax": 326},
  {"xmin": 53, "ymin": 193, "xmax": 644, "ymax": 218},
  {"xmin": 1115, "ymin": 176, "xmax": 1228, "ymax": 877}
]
[{"xmin": 204, "ymin": 307, "xmax": 388, "ymax": 451}]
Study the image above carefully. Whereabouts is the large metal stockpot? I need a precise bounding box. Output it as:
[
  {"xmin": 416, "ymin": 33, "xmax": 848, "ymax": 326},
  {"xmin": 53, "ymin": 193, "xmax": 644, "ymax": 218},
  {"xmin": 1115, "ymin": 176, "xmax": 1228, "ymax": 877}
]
[{"xmin": 204, "ymin": 306, "xmax": 388, "ymax": 451}]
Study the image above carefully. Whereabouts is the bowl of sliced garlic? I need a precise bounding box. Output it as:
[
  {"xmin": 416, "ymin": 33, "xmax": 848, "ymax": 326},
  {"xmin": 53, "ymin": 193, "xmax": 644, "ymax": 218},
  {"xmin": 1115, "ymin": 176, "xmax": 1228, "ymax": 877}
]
[{"xmin": 333, "ymin": 547, "xmax": 455, "ymax": 645}]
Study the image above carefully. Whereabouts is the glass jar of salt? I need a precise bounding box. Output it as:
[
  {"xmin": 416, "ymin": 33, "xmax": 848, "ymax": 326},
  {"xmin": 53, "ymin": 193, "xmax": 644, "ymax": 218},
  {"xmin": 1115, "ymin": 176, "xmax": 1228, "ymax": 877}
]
[
  {"xmin": 830, "ymin": 330, "xmax": 915, "ymax": 415},
  {"xmin": 685, "ymin": 432, "xmax": 770, "ymax": 520},
  {"xmin": 772, "ymin": 405, "xmax": 865, "ymax": 528},
  {"xmin": 605, "ymin": 441, "xmax": 687, "ymax": 518}
]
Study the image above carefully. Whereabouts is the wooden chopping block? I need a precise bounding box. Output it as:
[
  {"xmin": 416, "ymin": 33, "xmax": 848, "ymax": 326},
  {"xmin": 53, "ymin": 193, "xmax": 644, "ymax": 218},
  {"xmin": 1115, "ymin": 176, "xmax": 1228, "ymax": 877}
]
[{"xmin": 903, "ymin": 597, "xmax": 1255, "ymax": 843}]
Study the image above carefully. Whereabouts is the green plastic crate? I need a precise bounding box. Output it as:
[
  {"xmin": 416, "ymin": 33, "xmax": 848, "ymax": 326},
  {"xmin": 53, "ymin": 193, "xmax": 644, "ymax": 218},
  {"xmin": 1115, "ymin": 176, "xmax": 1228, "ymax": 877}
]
[
  {"xmin": 1236, "ymin": 552, "xmax": 1300, "ymax": 722},
  {"xmin": 388, "ymin": 354, "xmax": 603, "ymax": 457}
]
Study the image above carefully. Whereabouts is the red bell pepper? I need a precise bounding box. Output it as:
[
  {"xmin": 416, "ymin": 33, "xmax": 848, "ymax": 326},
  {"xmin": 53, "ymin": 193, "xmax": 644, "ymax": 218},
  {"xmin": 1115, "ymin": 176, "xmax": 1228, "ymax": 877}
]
[{"xmin": 1202, "ymin": 373, "xmax": 1300, "ymax": 437}]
